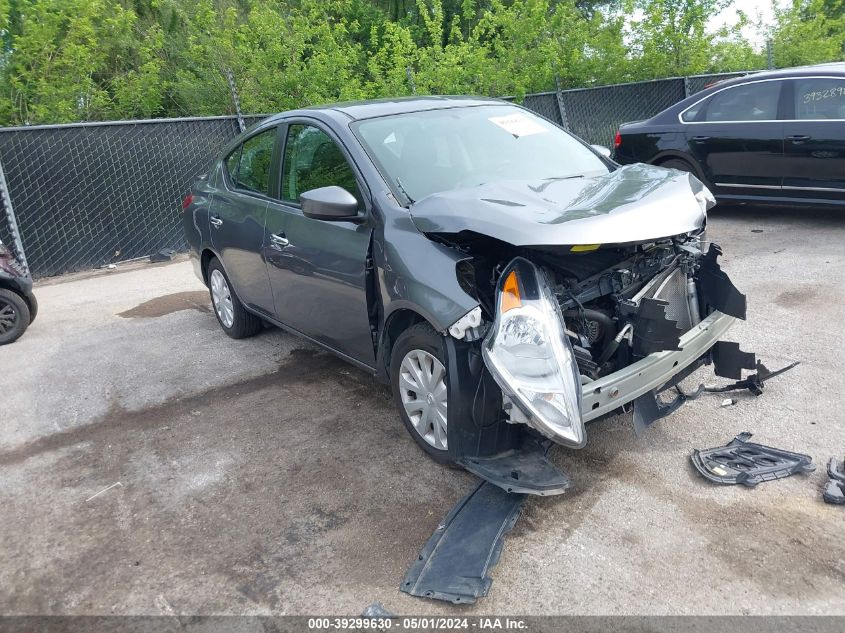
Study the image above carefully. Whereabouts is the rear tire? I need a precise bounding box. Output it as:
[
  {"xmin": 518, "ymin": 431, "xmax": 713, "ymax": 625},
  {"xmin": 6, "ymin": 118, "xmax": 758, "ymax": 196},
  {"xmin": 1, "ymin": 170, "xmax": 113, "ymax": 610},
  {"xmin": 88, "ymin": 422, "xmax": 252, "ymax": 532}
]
[
  {"xmin": 207, "ymin": 258, "xmax": 262, "ymax": 339},
  {"xmin": 390, "ymin": 322, "xmax": 453, "ymax": 465},
  {"xmin": 0, "ymin": 288, "xmax": 31, "ymax": 345}
]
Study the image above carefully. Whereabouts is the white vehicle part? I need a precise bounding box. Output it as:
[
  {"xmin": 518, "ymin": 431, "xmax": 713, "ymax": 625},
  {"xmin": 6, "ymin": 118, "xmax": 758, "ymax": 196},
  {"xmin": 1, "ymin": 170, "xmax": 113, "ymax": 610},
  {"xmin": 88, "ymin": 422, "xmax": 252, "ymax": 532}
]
[{"xmin": 448, "ymin": 306, "xmax": 484, "ymax": 340}]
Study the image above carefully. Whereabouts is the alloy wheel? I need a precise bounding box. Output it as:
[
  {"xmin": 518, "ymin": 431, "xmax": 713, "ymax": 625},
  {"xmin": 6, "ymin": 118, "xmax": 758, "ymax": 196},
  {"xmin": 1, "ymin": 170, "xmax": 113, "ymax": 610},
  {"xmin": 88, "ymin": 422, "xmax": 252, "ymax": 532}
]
[
  {"xmin": 210, "ymin": 269, "xmax": 234, "ymax": 328},
  {"xmin": 0, "ymin": 299, "xmax": 17, "ymax": 335},
  {"xmin": 399, "ymin": 349, "xmax": 448, "ymax": 450}
]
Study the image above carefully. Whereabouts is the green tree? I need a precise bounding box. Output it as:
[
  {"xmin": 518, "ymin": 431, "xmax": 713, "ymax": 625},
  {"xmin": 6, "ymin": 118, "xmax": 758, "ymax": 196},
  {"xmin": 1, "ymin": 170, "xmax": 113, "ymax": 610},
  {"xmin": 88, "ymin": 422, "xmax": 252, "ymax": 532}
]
[
  {"xmin": 771, "ymin": 0, "xmax": 845, "ymax": 67},
  {"xmin": 628, "ymin": 0, "xmax": 735, "ymax": 78},
  {"xmin": 0, "ymin": 0, "xmax": 841, "ymax": 126}
]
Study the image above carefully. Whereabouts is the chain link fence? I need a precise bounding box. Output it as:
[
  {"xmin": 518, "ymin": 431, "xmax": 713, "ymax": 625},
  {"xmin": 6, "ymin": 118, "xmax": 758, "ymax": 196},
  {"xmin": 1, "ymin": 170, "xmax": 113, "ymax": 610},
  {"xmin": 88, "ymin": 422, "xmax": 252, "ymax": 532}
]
[
  {"xmin": 0, "ymin": 71, "xmax": 750, "ymax": 278},
  {"xmin": 0, "ymin": 115, "xmax": 267, "ymax": 277},
  {"xmin": 556, "ymin": 71, "xmax": 749, "ymax": 147}
]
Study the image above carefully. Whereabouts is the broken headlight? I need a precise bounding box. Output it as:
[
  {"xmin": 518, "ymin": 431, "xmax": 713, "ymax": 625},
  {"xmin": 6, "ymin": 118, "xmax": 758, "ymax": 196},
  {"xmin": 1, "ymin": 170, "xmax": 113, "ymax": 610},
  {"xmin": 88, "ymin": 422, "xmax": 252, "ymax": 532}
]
[{"xmin": 482, "ymin": 257, "xmax": 585, "ymax": 448}]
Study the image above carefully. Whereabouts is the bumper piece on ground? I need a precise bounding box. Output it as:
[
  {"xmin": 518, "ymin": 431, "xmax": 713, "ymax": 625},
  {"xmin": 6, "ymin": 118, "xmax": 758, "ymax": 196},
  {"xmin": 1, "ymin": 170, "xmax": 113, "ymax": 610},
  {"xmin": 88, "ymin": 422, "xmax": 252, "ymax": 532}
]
[
  {"xmin": 400, "ymin": 481, "xmax": 525, "ymax": 604},
  {"xmin": 823, "ymin": 457, "xmax": 845, "ymax": 505},
  {"xmin": 459, "ymin": 436, "xmax": 572, "ymax": 496},
  {"xmin": 692, "ymin": 432, "xmax": 815, "ymax": 487}
]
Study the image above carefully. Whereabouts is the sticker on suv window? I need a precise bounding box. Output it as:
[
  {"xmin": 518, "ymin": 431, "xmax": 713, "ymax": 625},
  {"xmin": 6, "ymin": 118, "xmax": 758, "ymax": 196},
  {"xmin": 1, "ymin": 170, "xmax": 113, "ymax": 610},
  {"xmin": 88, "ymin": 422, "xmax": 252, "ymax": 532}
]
[{"xmin": 488, "ymin": 114, "xmax": 549, "ymax": 137}]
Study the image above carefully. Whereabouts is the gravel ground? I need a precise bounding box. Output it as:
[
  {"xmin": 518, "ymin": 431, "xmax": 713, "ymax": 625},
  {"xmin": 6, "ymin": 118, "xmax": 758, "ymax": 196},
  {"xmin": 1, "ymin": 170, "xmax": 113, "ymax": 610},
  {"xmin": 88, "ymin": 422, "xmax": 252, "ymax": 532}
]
[{"xmin": 1, "ymin": 205, "xmax": 843, "ymax": 615}]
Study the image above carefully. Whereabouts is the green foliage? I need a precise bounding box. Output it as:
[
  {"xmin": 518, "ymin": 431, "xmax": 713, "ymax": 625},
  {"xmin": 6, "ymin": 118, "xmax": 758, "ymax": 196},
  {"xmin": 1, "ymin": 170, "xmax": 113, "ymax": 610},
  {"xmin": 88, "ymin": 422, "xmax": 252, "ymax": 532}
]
[
  {"xmin": 0, "ymin": 0, "xmax": 841, "ymax": 125},
  {"xmin": 773, "ymin": 0, "xmax": 845, "ymax": 67}
]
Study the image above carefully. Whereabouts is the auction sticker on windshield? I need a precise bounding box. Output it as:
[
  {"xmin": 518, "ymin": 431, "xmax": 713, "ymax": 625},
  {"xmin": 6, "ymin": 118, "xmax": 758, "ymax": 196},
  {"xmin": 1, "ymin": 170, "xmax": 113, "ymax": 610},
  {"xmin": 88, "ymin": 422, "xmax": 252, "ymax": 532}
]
[{"xmin": 488, "ymin": 113, "xmax": 549, "ymax": 137}]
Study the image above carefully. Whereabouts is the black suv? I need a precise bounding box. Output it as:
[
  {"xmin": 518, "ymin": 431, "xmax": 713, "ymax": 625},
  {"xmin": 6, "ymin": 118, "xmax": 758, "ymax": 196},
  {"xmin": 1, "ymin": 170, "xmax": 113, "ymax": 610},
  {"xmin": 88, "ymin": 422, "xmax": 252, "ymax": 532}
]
[
  {"xmin": 0, "ymin": 239, "xmax": 36, "ymax": 344},
  {"xmin": 613, "ymin": 63, "xmax": 845, "ymax": 206}
]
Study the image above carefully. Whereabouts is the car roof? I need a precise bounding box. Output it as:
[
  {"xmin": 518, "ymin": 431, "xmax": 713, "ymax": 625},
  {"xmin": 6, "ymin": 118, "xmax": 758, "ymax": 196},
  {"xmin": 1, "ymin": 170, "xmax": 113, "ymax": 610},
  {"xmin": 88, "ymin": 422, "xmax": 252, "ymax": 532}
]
[
  {"xmin": 697, "ymin": 62, "xmax": 845, "ymax": 91},
  {"xmin": 263, "ymin": 96, "xmax": 509, "ymax": 124},
  {"xmin": 641, "ymin": 62, "xmax": 845, "ymax": 124}
]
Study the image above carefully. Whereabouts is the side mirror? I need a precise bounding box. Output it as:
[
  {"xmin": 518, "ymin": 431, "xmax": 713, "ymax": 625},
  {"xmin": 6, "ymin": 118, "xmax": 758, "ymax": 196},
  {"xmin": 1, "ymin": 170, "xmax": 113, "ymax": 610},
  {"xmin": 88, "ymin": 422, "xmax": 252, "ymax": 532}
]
[
  {"xmin": 591, "ymin": 144, "xmax": 612, "ymax": 158},
  {"xmin": 299, "ymin": 186, "xmax": 359, "ymax": 221}
]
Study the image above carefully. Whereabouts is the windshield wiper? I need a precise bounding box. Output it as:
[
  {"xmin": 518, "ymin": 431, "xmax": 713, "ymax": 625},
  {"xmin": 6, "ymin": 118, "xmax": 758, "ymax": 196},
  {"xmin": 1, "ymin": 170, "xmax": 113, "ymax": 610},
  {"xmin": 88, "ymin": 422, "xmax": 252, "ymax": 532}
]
[
  {"xmin": 396, "ymin": 177, "xmax": 415, "ymax": 205},
  {"xmin": 544, "ymin": 174, "xmax": 586, "ymax": 181}
]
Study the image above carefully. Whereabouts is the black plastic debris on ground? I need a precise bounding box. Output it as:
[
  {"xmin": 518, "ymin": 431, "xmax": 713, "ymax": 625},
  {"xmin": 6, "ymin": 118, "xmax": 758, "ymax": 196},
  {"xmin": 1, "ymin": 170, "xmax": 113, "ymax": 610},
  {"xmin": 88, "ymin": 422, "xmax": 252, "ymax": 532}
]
[
  {"xmin": 692, "ymin": 432, "xmax": 815, "ymax": 487},
  {"xmin": 400, "ymin": 481, "xmax": 526, "ymax": 604},
  {"xmin": 824, "ymin": 456, "xmax": 845, "ymax": 505}
]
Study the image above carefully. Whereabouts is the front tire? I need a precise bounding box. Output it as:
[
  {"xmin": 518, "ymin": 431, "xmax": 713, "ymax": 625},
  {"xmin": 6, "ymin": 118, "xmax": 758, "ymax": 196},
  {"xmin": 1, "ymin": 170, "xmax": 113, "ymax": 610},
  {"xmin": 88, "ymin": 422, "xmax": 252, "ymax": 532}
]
[
  {"xmin": 390, "ymin": 323, "xmax": 453, "ymax": 464},
  {"xmin": 207, "ymin": 258, "xmax": 262, "ymax": 339},
  {"xmin": 0, "ymin": 288, "xmax": 31, "ymax": 345}
]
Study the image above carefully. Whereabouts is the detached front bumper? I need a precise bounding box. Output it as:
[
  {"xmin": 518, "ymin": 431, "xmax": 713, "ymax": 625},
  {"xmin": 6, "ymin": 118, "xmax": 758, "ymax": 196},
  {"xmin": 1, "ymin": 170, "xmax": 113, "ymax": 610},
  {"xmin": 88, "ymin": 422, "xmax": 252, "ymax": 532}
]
[{"xmin": 582, "ymin": 310, "xmax": 735, "ymax": 422}]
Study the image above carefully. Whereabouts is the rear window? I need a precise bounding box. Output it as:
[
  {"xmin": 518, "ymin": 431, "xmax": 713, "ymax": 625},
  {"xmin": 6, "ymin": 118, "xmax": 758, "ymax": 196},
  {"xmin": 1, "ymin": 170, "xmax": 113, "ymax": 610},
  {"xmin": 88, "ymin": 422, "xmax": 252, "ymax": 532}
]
[{"xmin": 794, "ymin": 78, "xmax": 845, "ymax": 120}]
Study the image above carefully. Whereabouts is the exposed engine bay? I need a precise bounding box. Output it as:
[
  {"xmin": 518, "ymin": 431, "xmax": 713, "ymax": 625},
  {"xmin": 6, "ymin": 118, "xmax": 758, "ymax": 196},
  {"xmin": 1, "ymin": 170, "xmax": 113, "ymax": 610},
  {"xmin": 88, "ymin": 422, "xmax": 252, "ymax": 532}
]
[
  {"xmin": 543, "ymin": 235, "xmax": 706, "ymax": 380},
  {"xmin": 444, "ymin": 228, "xmax": 750, "ymax": 451}
]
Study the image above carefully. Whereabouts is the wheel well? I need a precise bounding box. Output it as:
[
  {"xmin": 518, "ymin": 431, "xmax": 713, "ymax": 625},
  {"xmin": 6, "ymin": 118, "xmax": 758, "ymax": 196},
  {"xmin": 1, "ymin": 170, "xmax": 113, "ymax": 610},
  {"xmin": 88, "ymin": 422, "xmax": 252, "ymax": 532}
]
[
  {"xmin": 200, "ymin": 249, "xmax": 216, "ymax": 284},
  {"xmin": 379, "ymin": 309, "xmax": 428, "ymax": 378},
  {"xmin": 653, "ymin": 154, "xmax": 710, "ymax": 186},
  {"xmin": 654, "ymin": 154, "xmax": 691, "ymax": 167},
  {"xmin": 0, "ymin": 279, "xmax": 31, "ymax": 312}
]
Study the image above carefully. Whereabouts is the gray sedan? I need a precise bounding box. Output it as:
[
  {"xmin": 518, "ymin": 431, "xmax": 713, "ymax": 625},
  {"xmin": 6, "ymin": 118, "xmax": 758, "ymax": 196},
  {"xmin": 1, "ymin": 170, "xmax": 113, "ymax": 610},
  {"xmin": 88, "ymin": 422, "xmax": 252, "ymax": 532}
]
[{"xmin": 182, "ymin": 97, "xmax": 751, "ymax": 494}]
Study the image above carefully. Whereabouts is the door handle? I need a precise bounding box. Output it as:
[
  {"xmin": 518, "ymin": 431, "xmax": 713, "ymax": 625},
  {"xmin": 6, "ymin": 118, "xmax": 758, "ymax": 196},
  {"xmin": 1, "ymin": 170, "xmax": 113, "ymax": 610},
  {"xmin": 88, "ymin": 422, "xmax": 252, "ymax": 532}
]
[
  {"xmin": 691, "ymin": 135, "xmax": 711, "ymax": 143},
  {"xmin": 787, "ymin": 134, "xmax": 811, "ymax": 144},
  {"xmin": 210, "ymin": 215, "xmax": 223, "ymax": 228},
  {"xmin": 270, "ymin": 233, "xmax": 289, "ymax": 249}
]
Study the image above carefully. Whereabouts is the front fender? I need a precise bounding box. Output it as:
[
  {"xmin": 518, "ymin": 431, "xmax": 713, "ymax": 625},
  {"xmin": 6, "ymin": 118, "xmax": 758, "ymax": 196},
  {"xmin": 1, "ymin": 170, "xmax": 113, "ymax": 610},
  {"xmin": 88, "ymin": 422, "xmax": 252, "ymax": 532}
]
[{"xmin": 377, "ymin": 211, "xmax": 479, "ymax": 334}]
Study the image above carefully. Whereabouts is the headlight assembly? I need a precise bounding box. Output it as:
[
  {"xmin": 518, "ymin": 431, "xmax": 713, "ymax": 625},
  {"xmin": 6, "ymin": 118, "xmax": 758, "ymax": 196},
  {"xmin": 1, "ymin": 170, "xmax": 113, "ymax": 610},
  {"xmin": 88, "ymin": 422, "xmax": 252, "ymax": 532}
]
[{"xmin": 482, "ymin": 257, "xmax": 585, "ymax": 447}]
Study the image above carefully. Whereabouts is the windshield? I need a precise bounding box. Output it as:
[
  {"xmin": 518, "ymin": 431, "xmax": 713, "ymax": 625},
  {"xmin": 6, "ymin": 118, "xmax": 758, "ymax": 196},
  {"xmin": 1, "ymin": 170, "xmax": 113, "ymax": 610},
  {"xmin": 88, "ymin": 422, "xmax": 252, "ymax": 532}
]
[{"xmin": 352, "ymin": 104, "xmax": 609, "ymax": 203}]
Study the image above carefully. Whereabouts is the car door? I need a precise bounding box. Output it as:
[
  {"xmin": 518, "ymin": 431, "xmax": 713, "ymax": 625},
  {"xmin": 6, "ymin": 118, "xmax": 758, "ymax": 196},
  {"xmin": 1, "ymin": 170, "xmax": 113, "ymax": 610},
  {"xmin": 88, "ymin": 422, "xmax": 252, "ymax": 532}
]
[
  {"xmin": 209, "ymin": 126, "xmax": 278, "ymax": 316},
  {"xmin": 264, "ymin": 120, "xmax": 376, "ymax": 367},
  {"xmin": 781, "ymin": 76, "xmax": 845, "ymax": 202},
  {"xmin": 681, "ymin": 79, "xmax": 785, "ymax": 195}
]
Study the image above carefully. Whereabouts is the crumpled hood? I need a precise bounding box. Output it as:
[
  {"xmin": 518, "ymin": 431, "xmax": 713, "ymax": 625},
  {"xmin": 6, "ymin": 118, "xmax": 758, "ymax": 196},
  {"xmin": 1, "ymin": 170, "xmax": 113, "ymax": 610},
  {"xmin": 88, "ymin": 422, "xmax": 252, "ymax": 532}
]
[{"xmin": 409, "ymin": 163, "xmax": 714, "ymax": 247}]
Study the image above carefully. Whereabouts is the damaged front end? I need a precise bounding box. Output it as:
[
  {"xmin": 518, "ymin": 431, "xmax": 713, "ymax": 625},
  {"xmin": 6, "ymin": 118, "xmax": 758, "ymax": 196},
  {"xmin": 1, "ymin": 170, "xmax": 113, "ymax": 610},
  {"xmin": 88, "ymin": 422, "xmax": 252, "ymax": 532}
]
[
  {"xmin": 463, "ymin": 232, "xmax": 749, "ymax": 449},
  {"xmin": 409, "ymin": 166, "xmax": 790, "ymax": 493}
]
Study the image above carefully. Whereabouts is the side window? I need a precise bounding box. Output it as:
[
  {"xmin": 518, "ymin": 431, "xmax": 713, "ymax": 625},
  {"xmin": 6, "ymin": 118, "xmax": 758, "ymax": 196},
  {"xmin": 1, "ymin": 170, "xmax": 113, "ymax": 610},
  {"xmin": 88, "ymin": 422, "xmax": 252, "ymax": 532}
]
[
  {"xmin": 681, "ymin": 103, "xmax": 704, "ymax": 122},
  {"xmin": 794, "ymin": 78, "xmax": 845, "ymax": 120},
  {"xmin": 224, "ymin": 146, "xmax": 241, "ymax": 183},
  {"xmin": 700, "ymin": 81, "xmax": 781, "ymax": 122},
  {"xmin": 282, "ymin": 124, "xmax": 360, "ymax": 205},
  {"xmin": 235, "ymin": 128, "xmax": 276, "ymax": 194}
]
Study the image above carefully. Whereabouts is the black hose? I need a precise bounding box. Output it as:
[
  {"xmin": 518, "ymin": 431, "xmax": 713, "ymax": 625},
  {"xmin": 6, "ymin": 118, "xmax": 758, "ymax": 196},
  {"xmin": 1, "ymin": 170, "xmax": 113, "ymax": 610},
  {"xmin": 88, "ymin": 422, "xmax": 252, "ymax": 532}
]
[{"xmin": 563, "ymin": 308, "xmax": 614, "ymax": 350}]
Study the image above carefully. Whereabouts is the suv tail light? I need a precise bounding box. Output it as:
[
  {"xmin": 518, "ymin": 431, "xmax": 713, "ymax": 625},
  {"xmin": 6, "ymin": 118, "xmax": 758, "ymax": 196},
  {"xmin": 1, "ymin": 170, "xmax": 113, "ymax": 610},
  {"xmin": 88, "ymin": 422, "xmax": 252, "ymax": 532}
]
[
  {"xmin": 614, "ymin": 130, "xmax": 622, "ymax": 148},
  {"xmin": 181, "ymin": 193, "xmax": 193, "ymax": 209}
]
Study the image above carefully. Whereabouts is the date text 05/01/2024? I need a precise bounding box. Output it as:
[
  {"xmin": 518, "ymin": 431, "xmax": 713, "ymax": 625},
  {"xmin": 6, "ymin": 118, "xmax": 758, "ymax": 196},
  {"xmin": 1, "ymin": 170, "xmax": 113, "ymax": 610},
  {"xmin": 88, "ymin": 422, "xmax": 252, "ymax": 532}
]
[{"xmin": 307, "ymin": 617, "xmax": 529, "ymax": 630}]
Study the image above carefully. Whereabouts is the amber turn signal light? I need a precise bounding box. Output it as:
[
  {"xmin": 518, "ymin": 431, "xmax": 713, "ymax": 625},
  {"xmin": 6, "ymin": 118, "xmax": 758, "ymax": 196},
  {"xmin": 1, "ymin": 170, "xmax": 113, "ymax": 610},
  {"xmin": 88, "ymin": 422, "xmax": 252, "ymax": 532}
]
[{"xmin": 501, "ymin": 270, "xmax": 522, "ymax": 313}]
